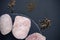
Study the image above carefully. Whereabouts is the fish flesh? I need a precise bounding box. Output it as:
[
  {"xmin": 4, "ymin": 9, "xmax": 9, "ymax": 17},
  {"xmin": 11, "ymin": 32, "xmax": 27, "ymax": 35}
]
[
  {"xmin": 12, "ymin": 16, "xmax": 31, "ymax": 39},
  {"xmin": 25, "ymin": 33, "xmax": 46, "ymax": 40},
  {"xmin": 0, "ymin": 14, "xmax": 12, "ymax": 35}
]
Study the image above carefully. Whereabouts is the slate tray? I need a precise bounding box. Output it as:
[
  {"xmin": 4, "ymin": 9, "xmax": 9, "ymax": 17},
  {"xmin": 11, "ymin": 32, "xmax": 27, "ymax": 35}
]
[{"xmin": 0, "ymin": 13, "xmax": 41, "ymax": 40}]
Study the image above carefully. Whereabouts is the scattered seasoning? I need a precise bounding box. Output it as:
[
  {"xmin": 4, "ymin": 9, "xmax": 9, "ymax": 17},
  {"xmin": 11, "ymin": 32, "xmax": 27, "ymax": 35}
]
[
  {"xmin": 8, "ymin": 0, "xmax": 16, "ymax": 13},
  {"xmin": 27, "ymin": 2, "xmax": 35, "ymax": 12},
  {"xmin": 39, "ymin": 18, "xmax": 51, "ymax": 30},
  {"xmin": 8, "ymin": 0, "xmax": 16, "ymax": 8}
]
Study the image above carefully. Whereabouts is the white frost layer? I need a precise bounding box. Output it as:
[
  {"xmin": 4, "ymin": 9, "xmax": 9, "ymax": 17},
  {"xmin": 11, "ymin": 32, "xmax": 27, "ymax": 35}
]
[
  {"xmin": 0, "ymin": 14, "xmax": 12, "ymax": 35},
  {"xmin": 25, "ymin": 33, "xmax": 46, "ymax": 40},
  {"xmin": 12, "ymin": 16, "xmax": 31, "ymax": 39}
]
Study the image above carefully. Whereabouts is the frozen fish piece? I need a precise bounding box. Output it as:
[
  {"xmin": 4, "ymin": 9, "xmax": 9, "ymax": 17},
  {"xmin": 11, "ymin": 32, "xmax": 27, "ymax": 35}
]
[
  {"xmin": 12, "ymin": 16, "xmax": 31, "ymax": 39},
  {"xmin": 25, "ymin": 33, "xmax": 46, "ymax": 40},
  {"xmin": 0, "ymin": 14, "xmax": 12, "ymax": 35}
]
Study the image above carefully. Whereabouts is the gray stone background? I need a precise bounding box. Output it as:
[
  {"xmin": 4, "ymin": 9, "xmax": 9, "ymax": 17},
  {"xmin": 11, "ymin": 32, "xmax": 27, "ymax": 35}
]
[{"xmin": 0, "ymin": 0, "xmax": 60, "ymax": 40}]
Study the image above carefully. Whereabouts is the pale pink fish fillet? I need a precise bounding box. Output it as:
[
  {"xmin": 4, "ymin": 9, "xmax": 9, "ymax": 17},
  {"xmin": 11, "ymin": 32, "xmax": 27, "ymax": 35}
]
[
  {"xmin": 0, "ymin": 14, "xmax": 12, "ymax": 35},
  {"xmin": 25, "ymin": 33, "xmax": 46, "ymax": 40},
  {"xmin": 12, "ymin": 16, "xmax": 31, "ymax": 39}
]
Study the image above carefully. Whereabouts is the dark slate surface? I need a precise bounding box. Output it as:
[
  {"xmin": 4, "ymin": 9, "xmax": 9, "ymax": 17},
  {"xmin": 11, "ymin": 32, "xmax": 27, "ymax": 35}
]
[{"xmin": 0, "ymin": 0, "xmax": 60, "ymax": 40}]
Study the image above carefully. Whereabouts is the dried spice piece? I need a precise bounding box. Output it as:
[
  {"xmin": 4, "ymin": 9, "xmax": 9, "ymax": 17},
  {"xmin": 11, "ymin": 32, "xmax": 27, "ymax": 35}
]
[
  {"xmin": 39, "ymin": 18, "xmax": 51, "ymax": 30},
  {"xmin": 8, "ymin": 0, "xmax": 16, "ymax": 8},
  {"xmin": 8, "ymin": 0, "xmax": 16, "ymax": 13},
  {"xmin": 27, "ymin": 3, "xmax": 35, "ymax": 12}
]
